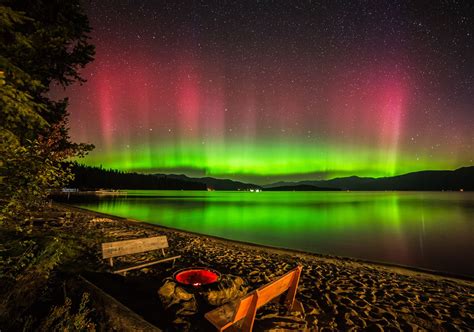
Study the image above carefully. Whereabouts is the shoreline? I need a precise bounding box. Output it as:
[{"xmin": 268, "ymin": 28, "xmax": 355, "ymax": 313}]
[
  {"xmin": 60, "ymin": 202, "xmax": 474, "ymax": 283},
  {"xmin": 47, "ymin": 202, "xmax": 474, "ymax": 330}
]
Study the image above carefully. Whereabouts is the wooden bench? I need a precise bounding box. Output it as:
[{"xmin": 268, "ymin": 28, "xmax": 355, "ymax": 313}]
[
  {"xmin": 205, "ymin": 266, "xmax": 303, "ymax": 331},
  {"xmin": 101, "ymin": 236, "xmax": 181, "ymax": 275}
]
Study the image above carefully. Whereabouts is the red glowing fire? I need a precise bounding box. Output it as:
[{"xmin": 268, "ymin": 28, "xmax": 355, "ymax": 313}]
[{"xmin": 174, "ymin": 268, "xmax": 220, "ymax": 287}]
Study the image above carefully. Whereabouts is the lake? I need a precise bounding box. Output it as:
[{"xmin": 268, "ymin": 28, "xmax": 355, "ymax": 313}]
[{"xmin": 74, "ymin": 191, "xmax": 474, "ymax": 277}]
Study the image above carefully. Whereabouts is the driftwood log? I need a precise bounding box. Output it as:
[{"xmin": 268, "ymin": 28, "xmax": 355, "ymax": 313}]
[{"xmin": 66, "ymin": 275, "xmax": 162, "ymax": 331}]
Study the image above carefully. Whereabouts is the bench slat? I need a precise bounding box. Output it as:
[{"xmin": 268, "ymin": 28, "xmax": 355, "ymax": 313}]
[
  {"xmin": 231, "ymin": 294, "xmax": 257, "ymax": 326},
  {"xmin": 102, "ymin": 236, "xmax": 169, "ymax": 259},
  {"xmin": 255, "ymin": 271, "xmax": 296, "ymax": 308},
  {"xmin": 113, "ymin": 255, "xmax": 181, "ymax": 274}
]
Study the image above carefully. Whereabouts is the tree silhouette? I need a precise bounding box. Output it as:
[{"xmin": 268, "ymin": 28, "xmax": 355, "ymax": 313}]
[{"xmin": 0, "ymin": 1, "xmax": 95, "ymax": 225}]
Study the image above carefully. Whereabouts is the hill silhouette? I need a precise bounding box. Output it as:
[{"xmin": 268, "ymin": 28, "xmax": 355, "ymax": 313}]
[
  {"xmin": 153, "ymin": 173, "xmax": 262, "ymax": 191},
  {"xmin": 264, "ymin": 184, "xmax": 340, "ymax": 191},
  {"xmin": 264, "ymin": 166, "xmax": 474, "ymax": 191}
]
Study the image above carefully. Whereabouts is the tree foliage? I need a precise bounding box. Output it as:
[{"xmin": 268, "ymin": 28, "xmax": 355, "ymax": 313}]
[
  {"xmin": 67, "ymin": 164, "xmax": 207, "ymax": 191},
  {"xmin": 0, "ymin": 0, "xmax": 95, "ymax": 225}
]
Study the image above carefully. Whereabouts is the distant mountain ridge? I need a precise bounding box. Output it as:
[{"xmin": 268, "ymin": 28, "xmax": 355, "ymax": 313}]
[
  {"xmin": 264, "ymin": 166, "xmax": 474, "ymax": 191},
  {"xmin": 265, "ymin": 175, "xmax": 374, "ymax": 189},
  {"xmin": 264, "ymin": 184, "xmax": 341, "ymax": 191},
  {"xmin": 153, "ymin": 173, "xmax": 262, "ymax": 190},
  {"xmin": 70, "ymin": 164, "xmax": 474, "ymax": 191}
]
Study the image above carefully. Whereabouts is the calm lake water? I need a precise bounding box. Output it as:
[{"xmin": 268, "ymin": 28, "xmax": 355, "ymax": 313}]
[{"xmin": 75, "ymin": 191, "xmax": 474, "ymax": 277}]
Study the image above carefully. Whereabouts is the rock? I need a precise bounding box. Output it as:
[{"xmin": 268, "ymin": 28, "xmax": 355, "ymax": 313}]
[
  {"xmin": 176, "ymin": 299, "xmax": 198, "ymax": 316},
  {"xmin": 175, "ymin": 287, "xmax": 193, "ymax": 301},
  {"xmin": 206, "ymin": 275, "xmax": 248, "ymax": 306},
  {"xmin": 157, "ymin": 281, "xmax": 176, "ymax": 308},
  {"xmin": 157, "ymin": 280, "xmax": 198, "ymax": 329},
  {"xmin": 158, "ymin": 281, "xmax": 195, "ymax": 310}
]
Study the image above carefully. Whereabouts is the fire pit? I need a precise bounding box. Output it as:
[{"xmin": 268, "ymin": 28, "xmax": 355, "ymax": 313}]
[
  {"xmin": 174, "ymin": 267, "xmax": 221, "ymax": 288},
  {"xmin": 159, "ymin": 269, "xmax": 247, "ymax": 326}
]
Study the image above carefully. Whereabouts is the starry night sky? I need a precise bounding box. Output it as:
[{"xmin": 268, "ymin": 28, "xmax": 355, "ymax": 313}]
[{"xmin": 53, "ymin": 0, "xmax": 473, "ymax": 184}]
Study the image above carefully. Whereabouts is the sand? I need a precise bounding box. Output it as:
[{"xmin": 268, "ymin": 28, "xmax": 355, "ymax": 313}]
[{"xmin": 54, "ymin": 204, "xmax": 474, "ymax": 331}]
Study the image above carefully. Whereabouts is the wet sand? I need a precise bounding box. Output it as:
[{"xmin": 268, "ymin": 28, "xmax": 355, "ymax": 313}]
[{"xmin": 58, "ymin": 204, "xmax": 474, "ymax": 331}]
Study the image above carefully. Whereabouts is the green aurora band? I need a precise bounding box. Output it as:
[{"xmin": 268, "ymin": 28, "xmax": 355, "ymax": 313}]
[{"xmin": 80, "ymin": 139, "xmax": 455, "ymax": 182}]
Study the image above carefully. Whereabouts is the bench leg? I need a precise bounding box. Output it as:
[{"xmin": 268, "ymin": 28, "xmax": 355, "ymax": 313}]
[
  {"xmin": 241, "ymin": 291, "xmax": 259, "ymax": 332},
  {"xmin": 284, "ymin": 266, "xmax": 302, "ymax": 310},
  {"xmin": 290, "ymin": 299, "xmax": 304, "ymax": 313}
]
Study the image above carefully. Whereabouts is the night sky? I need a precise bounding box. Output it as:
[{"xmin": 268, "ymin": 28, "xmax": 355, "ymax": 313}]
[{"xmin": 53, "ymin": 1, "xmax": 473, "ymax": 184}]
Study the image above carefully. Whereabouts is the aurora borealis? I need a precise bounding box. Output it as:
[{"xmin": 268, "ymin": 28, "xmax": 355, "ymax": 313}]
[{"xmin": 53, "ymin": 1, "xmax": 473, "ymax": 183}]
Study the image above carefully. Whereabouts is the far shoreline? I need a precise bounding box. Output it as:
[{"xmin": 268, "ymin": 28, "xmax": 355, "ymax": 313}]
[{"xmin": 58, "ymin": 202, "xmax": 474, "ymax": 283}]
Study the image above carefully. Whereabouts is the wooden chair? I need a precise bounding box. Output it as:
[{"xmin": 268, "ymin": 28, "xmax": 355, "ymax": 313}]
[
  {"xmin": 101, "ymin": 236, "xmax": 181, "ymax": 275},
  {"xmin": 205, "ymin": 266, "xmax": 303, "ymax": 331}
]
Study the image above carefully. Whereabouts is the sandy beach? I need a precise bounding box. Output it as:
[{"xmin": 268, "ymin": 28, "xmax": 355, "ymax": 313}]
[{"xmin": 35, "ymin": 204, "xmax": 474, "ymax": 331}]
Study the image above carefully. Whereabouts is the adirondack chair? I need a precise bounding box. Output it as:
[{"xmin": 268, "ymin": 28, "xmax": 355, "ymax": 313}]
[
  {"xmin": 101, "ymin": 236, "xmax": 181, "ymax": 275},
  {"xmin": 205, "ymin": 266, "xmax": 303, "ymax": 331}
]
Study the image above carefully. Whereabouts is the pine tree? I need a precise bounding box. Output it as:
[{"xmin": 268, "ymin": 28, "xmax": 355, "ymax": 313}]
[{"xmin": 0, "ymin": 1, "xmax": 95, "ymax": 226}]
